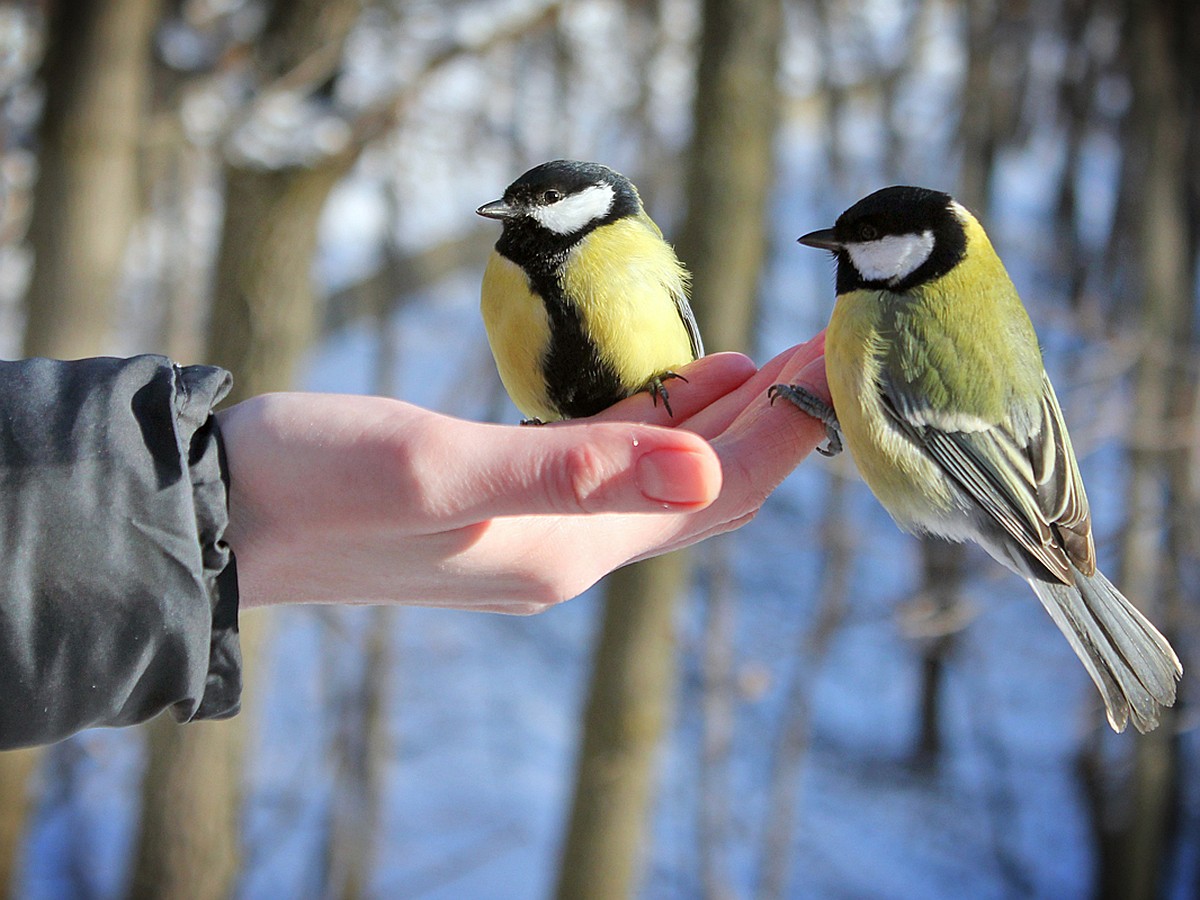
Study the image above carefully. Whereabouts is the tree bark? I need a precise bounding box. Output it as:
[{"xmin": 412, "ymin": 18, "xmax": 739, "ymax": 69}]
[
  {"xmin": 129, "ymin": 159, "xmax": 356, "ymax": 900},
  {"xmin": 128, "ymin": 3, "xmax": 362, "ymax": 897},
  {"xmin": 675, "ymin": 0, "xmax": 783, "ymax": 355},
  {"xmin": 553, "ymin": 559, "xmax": 688, "ymax": 899},
  {"xmin": 757, "ymin": 465, "xmax": 852, "ymax": 900},
  {"xmin": 128, "ymin": 717, "xmax": 247, "ymax": 900},
  {"xmin": 1095, "ymin": 2, "xmax": 1191, "ymax": 898},
  {"xmin": 554, "ymin": 0, "xmax": 782, "ymax": 895},
  {"xmin": 3, "ymin": 1, "xmax": 160, "ymax": 895},
  {"xmin": 204, "ymin": 160, "xmax": 352, "ymax": 399},
  {"xmin": 0, "ymin": 748, "xmax": 39, "ymax": 900},
  {"xmin": 322, "ymin": 608, "xmax": 391, "ymax": 900},
  {"xmin": 22, "ymin": 0, "xmax": 161, "ymax": 358}
]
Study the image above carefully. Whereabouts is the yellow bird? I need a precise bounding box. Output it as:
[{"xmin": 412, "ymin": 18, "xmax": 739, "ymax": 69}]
[
  {"xmin": 477, "ymin": 160, "xmax": 702, "ymax": 423},
  {"xmin": 774, "ymin": 185, "xmax": 1181, "ymax": 733}
]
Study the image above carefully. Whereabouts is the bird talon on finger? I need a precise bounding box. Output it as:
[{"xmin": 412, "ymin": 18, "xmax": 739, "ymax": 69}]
[
  {"xmin": 816, "ymin": 425, "xmax": 843, "ymax": 457},
  {"xmin": 768, "ymin": 383, "xmax": 842, "ymax": 456},
  {"xmin": 646, "ymin": 376, "xmax": 676, "ymax": 417}
]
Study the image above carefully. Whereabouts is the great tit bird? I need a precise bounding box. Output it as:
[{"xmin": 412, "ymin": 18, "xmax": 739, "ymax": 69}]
[
  {"xmin": 477, "ymin": 160, "xmax": 702, "ymax": 423},
  {"xmin": 773, "ymin": 185, "xmax": 1181, "ymax": 733}
]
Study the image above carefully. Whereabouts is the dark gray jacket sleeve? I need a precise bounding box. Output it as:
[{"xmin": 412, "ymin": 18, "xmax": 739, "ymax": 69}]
[{"xmin": 0, "ymin": 355, "xmax": 241, "ymax": 749}]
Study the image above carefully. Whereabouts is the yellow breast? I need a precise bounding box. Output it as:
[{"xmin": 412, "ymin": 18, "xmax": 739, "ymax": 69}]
[
  {"xmin": 480, "ymin": 252, "xmax": 558, "ymax": 422},
  {"xmin": 826, "ymin": 289, "xmax": 959, "ymax": 525},
  {"xmin": 560, "ymin": 216, "xmax": 696, "ymax": 387},
  {"xmin": 480, "ymin": 215, "xmax": 696, "ymax": 422}
]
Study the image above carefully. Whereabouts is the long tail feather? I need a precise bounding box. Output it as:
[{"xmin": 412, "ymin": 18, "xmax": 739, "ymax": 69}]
[{"xmin": 1029, "ymin": 568, "xmax": 1181, "ymax": 733}]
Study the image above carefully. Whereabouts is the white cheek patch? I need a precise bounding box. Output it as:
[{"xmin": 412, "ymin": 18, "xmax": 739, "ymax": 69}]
[
  {"xmin": 529, "ymin": 183, "xmax": 615, "ymax": 235},
  {"xmin": 845, "ymin": 231, "xmax": 936, "ymax": 284}
]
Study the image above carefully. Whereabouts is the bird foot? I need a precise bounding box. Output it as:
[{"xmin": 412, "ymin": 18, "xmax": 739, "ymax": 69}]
[
  {"xmin": 768, "ymin": 384, "xmax": 843, "ymax": 457},
  {"xmin": 646, "ymin": 371, "xmax": 688, "ymax": 418}
]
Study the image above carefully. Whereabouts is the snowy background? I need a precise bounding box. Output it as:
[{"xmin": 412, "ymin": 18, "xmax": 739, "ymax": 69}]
[{"xmin": 4, "ymin": 1, "xmax": 1198, "ymax": 897}]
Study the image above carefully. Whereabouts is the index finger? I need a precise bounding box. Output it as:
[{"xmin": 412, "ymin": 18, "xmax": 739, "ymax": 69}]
[
  {"xmin": 583, "ymin": 351, "xmax": 758, "ymax": 427},
  {"xmin": 677, "ymin": 332, "xmax": 827, "ymax": 439}
]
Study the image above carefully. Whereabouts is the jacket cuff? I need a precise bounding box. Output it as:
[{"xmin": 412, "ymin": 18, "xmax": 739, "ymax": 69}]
[
  {"xmin": 173, "ymin": 363, "xmax": 242, "ymax": 722},
  {"xmin": 0, "ymin": 355, "xmax": 243, "ymax": 748}
]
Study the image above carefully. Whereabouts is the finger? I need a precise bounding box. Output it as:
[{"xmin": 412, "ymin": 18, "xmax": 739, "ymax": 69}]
[
  {"xmin": 419, "ymin": 418, "xmax": 724, "ymax": 528},
  {"xmin": 718, "ymin": 331, "xmax": 832, "ymax": 462},
  {"xmin": 521, "ymin": 335, "xmax": 832, "ymax": 568},
  {"xmin": 625, "ymin": 509, "xmax": 759, "ymax": 564},
  {"xmin": 659, "ymin": 335, "xmax": 830, "ymax": 535},
  {"xmin": 584, "ymin": 352, "xmax": 757, "ymax": 426},
  {"xmin": 678, "ymin": 332, "xmax": 826, "ymax": 438},
  {"xmin": 774, "ymin": 341, "xmax": 830, "ymax": 403},
  {"xmin": 567, "ymin": 395, "xmax": 825, "ymax": 569}
]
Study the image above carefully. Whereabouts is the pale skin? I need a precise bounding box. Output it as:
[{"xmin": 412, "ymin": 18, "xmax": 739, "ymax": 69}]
[{"xmin": 218, "ymin": 335, "xmax": 829, "ymax": 615}]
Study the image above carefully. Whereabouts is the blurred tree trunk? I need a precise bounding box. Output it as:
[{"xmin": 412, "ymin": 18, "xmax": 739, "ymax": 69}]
[
  {"xmin": 322, "ymin": 610, "xmax": 391, "ymax": 900},
  {"xmin": 143, "ymin": 79, "xmax": 215, "ymax": 363},
  {"xmin": 810, "ymin": 0, "xmax": 845, "ymax": 181},
  {"xmin": 321, "ymin": 207, "xmax": 403, "ymax": 900},
  {"xmin": 128, "ymin": 716, "xmax": 247, "ymax": 900},
  {"xmin": 22, "ymin": 0, "xmax": 160, "ymax": 358},
  {"xmin": 128, "ymin": 3, "xmax": 362, "ymax": 898},
  {"xmin": 958, "ymin": 0, "xmax": 999, "ymax": 213},
  {"xmin": 0, "ymin": 748, "xmax": 38, "ymax": 899},
  {"xmin": 2, "ymin": 1, "xmax": 159, "ymax": 896},
  {"xmin": 757, "ymin": 464, "xmax": 852, "ymax": 900},
  {"xmin": 1053, "ymin": 0, "xmax": 1103, "ymax": 318},
  {"xmin": 203, "ymin": 160, "xmax": 353, "ymax": 400},
  {"xmin": 554, "ymin": 0, "xmax": 781, "ymax": 896},
  {"xmin": 910, "ymin": 540, "xmax": 964, "ymax": 761},
  {"xmin": 130, "ymin": 157, "xmax": 357, "ymax": 900},
  {"xmin": 908, "ymin": 0, "xmax": 1004, "ymax": 765},
  {"xmin": 697, "ymin": 551, "xmax": 737, "ymax": 900},
  {"xmin": 675, "ymin": 0, "xmax": 781, "ymax": 354},
  {"xmin": 1094, "ymin": 2, "xmax": 1192, "ymax": 898},
  {"xmin": 553, "ymin": 561, "xmax": 689, "ymax": 899}
]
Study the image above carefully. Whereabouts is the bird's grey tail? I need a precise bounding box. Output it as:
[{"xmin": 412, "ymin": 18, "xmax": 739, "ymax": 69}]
[{"xmin": 1030, "ymin": 568, "xmax": 1181, "ymax": 734}]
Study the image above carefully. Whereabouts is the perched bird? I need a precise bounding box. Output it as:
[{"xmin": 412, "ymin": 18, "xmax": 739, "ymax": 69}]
[
  {"xmin": 773, "ymin": 185, "xmax": 1181, "ymax": 733},
  {"xmin": 477, "ymin": 159, "xmax": 702, "ymax": 423}
]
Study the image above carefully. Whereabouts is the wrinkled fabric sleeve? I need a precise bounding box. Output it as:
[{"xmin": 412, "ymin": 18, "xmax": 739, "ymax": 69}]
[{"xmin": 0, "ymin": 355, "xmax": 241, "ymax": 749}]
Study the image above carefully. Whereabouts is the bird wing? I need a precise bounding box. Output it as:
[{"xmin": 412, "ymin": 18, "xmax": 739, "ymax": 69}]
[
  {"xmin": 674, "ymin": 286, "xmax": 704, "ymax": 359},
  {"xmin": 635, "ymin": 211, "xmax": 703, "ymax": 359},
  {"xmin": 1029, "ymin": 372, "xmax": 1095, "ymax": 572},
  {"xmin": 880, "ymin": 369, "xmax": 1094, "ymax": 584}
]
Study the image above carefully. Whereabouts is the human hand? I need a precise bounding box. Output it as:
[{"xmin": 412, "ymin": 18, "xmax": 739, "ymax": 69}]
[{"xmin": 217, "ymin": 333, "xmax": 828, "ymax": 614}]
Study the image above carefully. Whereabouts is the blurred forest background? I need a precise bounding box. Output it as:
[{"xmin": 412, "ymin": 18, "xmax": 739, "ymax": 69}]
[{"xmin": 0, "ymin": 0, "xmax": 1197, "ymax": 897}]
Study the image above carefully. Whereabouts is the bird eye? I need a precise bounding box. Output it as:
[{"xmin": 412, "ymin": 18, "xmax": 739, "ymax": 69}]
[
  {"xmin": 543, "ymin": 190, "xmax": 562, "ymax": 203},
  {"xmin": 858, "ymin": 223, "xmax": 879, "ymax": 241}
]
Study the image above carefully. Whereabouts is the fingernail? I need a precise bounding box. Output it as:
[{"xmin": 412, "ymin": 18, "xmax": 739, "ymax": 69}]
[{"xmin": 636, "ymin": 449, "xmax": 713, "ymax": 506}]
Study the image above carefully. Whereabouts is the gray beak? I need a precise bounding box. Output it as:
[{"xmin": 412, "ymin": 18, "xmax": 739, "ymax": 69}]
[
  {"xmin": 797, "ymin": 228, "xmax": 841, "ymax": 252},
  {"xmin": 476, "ymin": 198, "xmax": 517, "ymax": 220}
]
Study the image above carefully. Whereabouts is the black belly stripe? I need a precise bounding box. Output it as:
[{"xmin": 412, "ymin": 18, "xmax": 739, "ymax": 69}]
[
  {"xmin": 496, "ymin": 223, "xmax": 634, "ymax": 419},
  {"xmin": 526, "ymin": 268, "xmax": 627, "ymax": 419}
]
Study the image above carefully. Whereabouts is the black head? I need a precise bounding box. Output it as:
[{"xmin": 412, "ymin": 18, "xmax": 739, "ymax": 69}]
[
  {"xmin": 477, "ymin": 160, "xmax": 643, "ymax": 268},
  {"xmin": 798, "ymin": 186, "xmax": 968, "ymax": 293}
]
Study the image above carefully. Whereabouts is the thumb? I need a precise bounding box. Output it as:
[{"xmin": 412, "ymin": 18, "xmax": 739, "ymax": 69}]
[{"xmin": 428, "ymin": 420, "xmax": 723, "ymax": 526}]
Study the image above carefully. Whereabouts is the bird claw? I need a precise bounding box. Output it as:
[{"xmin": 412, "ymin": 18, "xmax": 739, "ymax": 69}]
[
  {"xmin": 768, "ymin": 383, "xmax": 843, "ymax": 457},
  {"xmin": 646, "ymin": 371, "xmax": 688, "ymax": 418}
]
